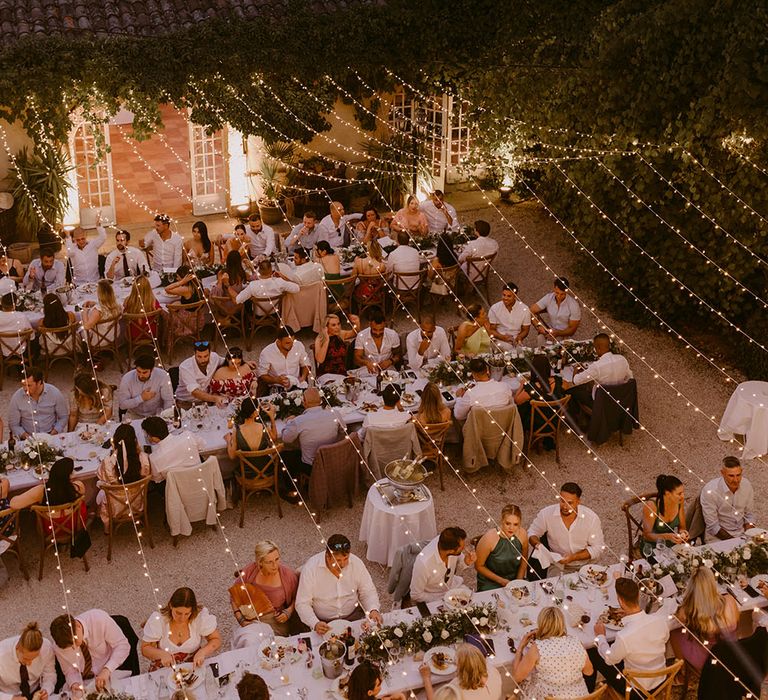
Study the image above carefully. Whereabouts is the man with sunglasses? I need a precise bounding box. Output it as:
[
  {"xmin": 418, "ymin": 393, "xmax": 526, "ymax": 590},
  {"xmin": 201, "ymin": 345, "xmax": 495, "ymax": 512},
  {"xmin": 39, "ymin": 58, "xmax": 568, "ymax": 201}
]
[
  {"xmin": 410, "ymin": 527, "xmax": 476, "ymax": 603},
  {"xmin": 176, "ymin": 341, "xmax": 228, "ymax": 408},
  {"xmin": 295, "ymin": 534, "xmax": 382, "ymax": 634}
]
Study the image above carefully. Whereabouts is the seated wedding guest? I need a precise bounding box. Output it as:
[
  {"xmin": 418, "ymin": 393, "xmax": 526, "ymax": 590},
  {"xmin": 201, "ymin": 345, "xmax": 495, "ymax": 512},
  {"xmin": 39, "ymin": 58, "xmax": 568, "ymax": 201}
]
[
  {"xmin": 353, "ymin": 307, "xmax": 401, "ymax": 372},
  {"xmin": 41, "ymin": 292, "xmax": 77, "ymax": 343},
  {"xmin": 184, "ymin": 221, "xmax": 214, "ymax": 266},
  {"xmin": 122, "ymin": 275, "xmax": 162, "ymax": 342},
  {"xmin": 528, "ymin": 482, "xmax": 605, "ymax": 574},
  {"xmin": 316, "ymin": 201, "xmax": 359, "ymax": 248},
  {"xmin": 392, "ymin": 195, "xmax": 428, "ymax": 236},
  {"xmin": 671, "ymin": 565, "xmax": 738, "ymax": 672},
  {"xmin": 475, "ymin": 504, "xmax": 528, "ymax": 590},
  {"xmin": 420, "ymin": 190, "xmax": 459, "ymax": 233},
  {"xmin": 96, "ymin": 423, "xmax": 151, "ymax": 531},
  {"xmin": 348, "ymin": 661, "xmax": 407, "ymax": 700},
  {"xmin": 118, "ymin": 353, "xmax": 174, "ymax": 419},
  {"xmin": 243, "ymin": 213, "xmax": 276, "ymax": 259},
  {"xmin": 211, "ymin": 250, "xmax": 250, "ymax": 313},
  {"xmin": 139, "ymin": 214, "xmax": 184, "ymax": 273},
  {"xmin": 351, "ymin": 239, "xmax": 387, "ymax": 308},
  {"xmin": 587, "ymin": 578, "xmax": 670, "ymax": 697},
  {"xmin": 512, "ymin": 606, "xmax": 591, "ymax": 698},
  {"xmin": 410, "ymin": 527, "xmax": 475, "ymax": 603},
  {"xmin": 230, "ymin": 541, "xmax": 300, "ymax": 637},
  {"xmin": 314, "ymin": 313, "xmax": 360, "ymax": 377},
  {"xmin": 237, "ymin": 672, "xmax": 271, "ymax": 700},
  {"xmin": 0, "ymin": 293, "xmax": 33, "ymax": 354},
  {"xmin": 225, "ymin": 396, "xmax": 277, "ymax": 460},
  {"xmin": 10, "ymin": 457, "xmax": 86, "ymax": 515},
  {"xmin": 0, "ymin": 476, "xmax": 12, "ymax": 536},
  {"xmin": 50, "ymin": 610, "xmax": 132, "ymax": 692},
  {"xmin": 68, "ymin": 372, "xmax": 113, "ymax": 429},
  {"xmin": 285, "ymin": 211, "xmax": 320, "ymax": 253},
  {"xmin": 80, "ymin": 279, "xmax": 122, "ymax": 352},
  {"xmin": 64, "ymin": 222, "xmax": 106, "ymax": 285},
  {"xmin": 488, "ymin": 282, "xmax": 531, "ymax": 350},
  {"xmin": 141, "ymin": 416, "xmax": 205, "ymax": 482},
  {"xmin": 23, "ymin": 247, "xmax": 65, "ymax": 293},
  {"xmin": 235, "ymin": 260, "xmax": 300, "ymax": 314},
  {"xmin": 568, "ymin": 333, "xmax": 633, "ymax": 413},
  {"xmin": 315, "ymin": 240, "xmax": 342, "ymax": 279},
  {"xmin": 458, "ymin": 220, "xmax": 498, "ymax": 280},
  {"xmin": 406, "ymin": 315, "xmax": 451, "ymax": 369},
  {"xmin": 176, "ymin": 341, "xmax": 227, "ymax": 407},
  {"xmin": 0, "ymin": 622, "xmax": 56, "ymax": 700},
  {"xmin": 164, "ymin": 265, "xmax": 206, "ymax": 339},
  {"xmin": 0, "ymin": 247, "xmax": 24, "ymax": 283},
  {"xmin": 638, "ymin": 474, "xmax": 688, "ymax": 554},
  {"xmin": 105, "ymin": 229, "xmax": 148, "ymax": 279},
  {"xmin": 453, "ymin": 358, "xmax": 512, "ymax": 421},
  {"xmin": 447, "ymin": 644, "xmax": 502, "ymax": 700},
  {"xmin": 701, "ymin": 456, "xmax": 756, "ymax": 541},
  {"xmin": 8, "ymin": 368, "xmax": 68, "ymax": 438},
  {"xmin": 428, "ymin": 233, "xmax": 458, "ymax": 297},
  {"xmin": 361, "ymin": 384, "xmax": 411, "ymax": 431},
  {"xmin": 219, "ymin": 224, "xmax": 252, "ymax": 262},
  {"xmin": 282, "ymin": 388, "xmax": 341, "ymax": 475},
  {"xmin": 210, "ymin": 347, "xmax": 257, "ymax": 398},
  {"xmin": 141, "ymin": 587, "xmax": 221, "ymax": 670},
  {"xmin": 288, "ymin": 247, "xmax": 324, "ymax": 286},
  {"xmin": 354, "ymin": 205, "xmax": 385, "ymax": 243},
  {"xmin": 295, "ymin": 534, "xmax": 383, "ymax": 633},
  {"xmin": 413, "ymin": 382, "xmax": 452, "ymax": 427},
  {"xmin": 258, "ymin": 327, "xmax": 310, "ymax": 391},
  {"xmin": 454, "ymin": 303, "xmax": 492, "ymax": 356},
  {"xmin": 531, "ymin": 277, "xmax": 581, "ymax": 340},
  {"xmin": 386, "ymin": 230, "xmax": 421, "ymax": 289}
]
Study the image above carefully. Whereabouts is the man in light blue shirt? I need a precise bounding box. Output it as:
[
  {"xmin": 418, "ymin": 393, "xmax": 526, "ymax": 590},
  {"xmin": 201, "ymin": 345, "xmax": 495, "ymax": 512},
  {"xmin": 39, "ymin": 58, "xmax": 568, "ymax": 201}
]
[
  {"xmin": 281, "ymin": 388, "xmax": 341, "ymax": 473},
  {"xmin": 118, "ymin": 353, "xmax": 175, "ymax": 419},
  {"xmin": 9, "ymin": 368, "xmax": 69, "ymax": 438},
  {"xmin": 23, "ymin": 248, "xmax": 66, "ymax": 293}
]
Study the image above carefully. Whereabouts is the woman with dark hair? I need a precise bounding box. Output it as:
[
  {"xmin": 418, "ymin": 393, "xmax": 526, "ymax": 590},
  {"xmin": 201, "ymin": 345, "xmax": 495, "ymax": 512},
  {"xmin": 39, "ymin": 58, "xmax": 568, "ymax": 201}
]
[
  {"xmin": 316, "ymin": 240, "xmax": 341, "ymax": 277},
  {"xmin": 141, "ymin": 587, "xmax": 221, "ymax": 670},
  {"xmin": 355, "ymin": 205, "xmax": 383, "ymax": 242},
  {"xmin": 68, "ymin": 371, "xmax": 113, "ymax": 429},
  {"xmin": 347, "ymin": 661, "xmax": 406, "ymax": 700},
  {"xmin": 0, "ymin": 246, "xmax": 23, "ymax": 281},
  {"xmin": 454, "ymin": 304, "xmax": 491, "ymax": 356},
  {"xmin": 639, "ymin": 474, "xmax": 688, "ymax": 554},
  {"xmin": 41, "ymin": 292, "xmax": 77, "ymax": 350},
  {"xmin": 184, "ymin": 221, "xmax": 214, "ymax": 265},
  {"xmin": 211, "ymin": 250, "xmax": 249, "ymax": 313},
  {"xmin": 95, "ymin": 423, "xmax": 151, "ymax": 530},
  {"xmin": 429, "ymin": 233, "xmax": 459, "ymax": 297},
  {"xmin": 210, "ymin": 346, "xmax": 257, "ymax": 397},
  {"xmin": 224, "ymin": 397, "xmax": 278, "ymax": 478},
  {"xmin": 165, "ymin": 265, "xmax": 206, "ymax": 338}
]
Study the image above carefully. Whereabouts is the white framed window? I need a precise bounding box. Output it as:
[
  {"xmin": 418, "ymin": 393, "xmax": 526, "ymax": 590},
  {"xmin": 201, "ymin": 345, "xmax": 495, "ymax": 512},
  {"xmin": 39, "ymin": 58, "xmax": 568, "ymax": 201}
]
[
  {"xmin": 189, "ymin": 122, "xmax": 227, "ymax": 214},
  {"xmin": 70, "ymin": 121, "xmax": 115, "ymax": 226}
]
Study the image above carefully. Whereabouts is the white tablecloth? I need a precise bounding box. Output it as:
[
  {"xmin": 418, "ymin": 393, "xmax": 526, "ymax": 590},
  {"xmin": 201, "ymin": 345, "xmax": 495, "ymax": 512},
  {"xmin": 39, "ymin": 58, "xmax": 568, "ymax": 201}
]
[
  {"xmin": 358, "ymin": 479, "xmax": 437, "ymax": 566},
  {"xmin": 718, "ymin": 380, "xmax": 768, "ymax": 459}
]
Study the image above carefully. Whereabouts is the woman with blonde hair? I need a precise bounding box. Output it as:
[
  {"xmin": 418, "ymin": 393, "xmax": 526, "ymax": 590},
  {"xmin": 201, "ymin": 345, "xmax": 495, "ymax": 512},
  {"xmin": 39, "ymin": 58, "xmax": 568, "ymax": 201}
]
[
  {"xmin": 81, "ymin": 279, "xmax": 121, "ymax": 348},
  {"xmin": 475, "ymin": 504, "xmax": 528, "ymax": 590},
  {"xmin": 314, "ymin": 313, "xmax": 360, "ymax": 377},
  {"xmin": 123, "ymin": 274, "xmax": 162, "ymax": 342},
  {"xmin": 455, "ymin": 303, "xmax": 492, "ymax": 356},
  {"xmin": 671, "ymin": 564, "xmax": 739, "ymax": 671},
  {"xmin": 0, "ymin": 622, "xmax": 56, "ymax": 699},
  {"xmin": 228, "ymin": 540, "xmax": 300, "ymax": 636},
  {"xmin": 430, "ymin": 643, "xmax": 502, "ymax": 699},
  {"xmin": 392, "ymin": 195, "xmax": 428, "ymax": 236},
  {"xmin": 68, "ymin": 371, "xmax": 113, "ymax": 429}
]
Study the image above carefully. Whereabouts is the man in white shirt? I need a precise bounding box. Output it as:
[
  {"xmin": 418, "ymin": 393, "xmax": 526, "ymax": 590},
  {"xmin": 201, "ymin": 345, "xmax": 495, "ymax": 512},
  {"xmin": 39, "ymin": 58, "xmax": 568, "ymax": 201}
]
[
  {"xmin": 176, "ymin": 342, "xmax": 227, "ymax": 406},
  {"xmin": 0, "ymin": 624, "xmax": 55, "ymax": 700},
  {"xmin": 570, "ymin": 333, "xmax": 633, "ymax": 409},
  {"xmin": 316, "ymin": 201, "xmax": 359, "ymax": 248},
  {"xmin": 406, "ymin": 315, "xmax": 451, "ymax": 369},
  {"xmin": 420, "ymin": 190, "xmax": 459, "ymax": 233},
  {"xmin": 64, "ymin": 224, "xmax": 106, "ymax": 284},
  {"xmin": 244, "ymin": 213, "xmax": 276, "ymax": 258},
  {"xmin": 353, "ymin": 308, "xmax": 401, "ymax": 372},
  {"xmin": 141, "ymin": 416, "xmax": 205, "ymax": 483},
  {"xmin": 386, "ymin": 231, "xmax": 422, "ymax": 290},
  {"xmin": 410, "ymin": 527, "xmax": 476, "ymax": 603},
  {"xmin": 488, "ymin": 283, "xmax": 531, "ymax": 350},
  {"xmin": 49, "ymin": 610, "xmax": 132, "ymax": 692},
  {"xmin": 0, "ymin": 293, "xmax": 33, "ymax": 356},
  {"xmin": 295, "ymin": 534, "xmax": 383, "ymax": 633},
  {"xmin": 257, "ymin": 327, "xmax": 310, "ymax": 391},
  {"xmin": 458, "ymin": 220, "xmax": 498, "ymax": 281},
  {"xmin": 700, "ymin": 456, "xmax": 756, "ymax": 541},
  {"xmin": 528, "ymin": 482, "xmax": 605, "ymax": 575},
  {"xmin": 588, "ymin": 578, "xmax": 670, "ymax": 697},
  {"xmin": 284, "ymin": 211, "xmax": 320, "ymax": 253},
  {"xmin": 286, "ymin": 247, "xmax": 324, "ymax": 286},
  {"xmin": 361, "ymin": 384, "xmax": 411, "ymax": 434},
  {"xmin": 23, "ymin": 248, "xmax": 65, "ymax": 293},
  {"xmin": 530, "ymin": 277, "xmax": 581, "ymax": 340},
  {"xmin": 139, "ymin": 214, "xmax": 183, "ymax": 272},
  {"xmin": 235, "ymin": 260, "xmax": 300, "ymax": 316},
  {"xmin": 104, "ymin": 229, "xmax": 149, "ymax": 279},
  {"xmin": 453, "ymin": 358, "xmax": 513, "ymax": 421}
]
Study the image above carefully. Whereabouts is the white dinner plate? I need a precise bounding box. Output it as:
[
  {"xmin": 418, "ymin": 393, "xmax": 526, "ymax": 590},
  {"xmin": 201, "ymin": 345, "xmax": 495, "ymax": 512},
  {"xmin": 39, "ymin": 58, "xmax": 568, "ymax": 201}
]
[
  {"xmin": 750, "ymin": 574, "xmax": 768, "ymax": 593},
  {"xmin": 167, "ymin": 665, "xmax": 204, "ymax": 691},
  {"xmin": 323, "ymin": 619, "xmax": 349, "ymax": 639},
  {"xmin": 505, "ymin": 580, "xmax": 533, "ymax": 605},
  {"xmin": 424, "ymin": 646, "xmax": 457, "ymax": 676},
  {"xmin": 579, "ymin": 564, "xmax": 609, "ymax": 587},
  {"xmin": 443, "ymin": 587, "xmax": 472, "ymax": 610}
]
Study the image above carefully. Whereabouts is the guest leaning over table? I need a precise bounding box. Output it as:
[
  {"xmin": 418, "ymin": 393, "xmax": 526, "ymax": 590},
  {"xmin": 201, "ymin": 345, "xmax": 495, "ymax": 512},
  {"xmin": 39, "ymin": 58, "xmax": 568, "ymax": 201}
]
[
  {"xmin": 475, "ymin": 504, "xmax": 529, "ymax": 590},
  {"xmin": 141, "ymin": 587, "xmax": 221, "ymax": 670},
  {"xmin": 8, "ymin": 367, "xmax": 68, "ymax": 438},
  {"xmin": 354, "ymin": 307, "xmax": 401, "ymax": 373},
  {"xmin": 347, "ymin": 661, "xmax": 407, "ymax": 700},
  {"xmin": 175, "ymin": 341, "xmax": 227, "ymax": 408},
  {"xmin": 229, "ymin": 540, "xmax": 301, "ymax": 637},
  {"xmin": 0, "ymin": 622, "xmax": 56, "ymax": 700},
  {"xmin": 700, "ymin": 455, "xmax": 757, "ymax": 541},
  {"xmin": 257, "ymin": 327, "xmax": 310, "ymax": 395},
  {"xmin": 141, "ymin": 416, "xmax": 205, "ymax": 483},
  {"xmin": 118, "ymin": 352, "xmax": 174, "ymax": 420},
  {"xmin": 638, "ymin": 474, "xmax": 689, "ymax": 556},
  {"xmin": 586, "ymin": 578, "xmax": 670, "ymax": 698},
  {"xmin": 511, "ymin": 606, "xmax": 592, "ymax": 699},
  {"xmin": 410, "ymin": 527, "xmax": 476, "ymax": 603},
  {"xmin": 236, "ymin": 672, "xmax": 270, "ymax": 700},
  {"xmin": 294, "ymin": 534, "xmax": 383, "ymax": 634},
  {"xmin": 527, "ymin": 481, "xmax": 604, "ymax": 576}
]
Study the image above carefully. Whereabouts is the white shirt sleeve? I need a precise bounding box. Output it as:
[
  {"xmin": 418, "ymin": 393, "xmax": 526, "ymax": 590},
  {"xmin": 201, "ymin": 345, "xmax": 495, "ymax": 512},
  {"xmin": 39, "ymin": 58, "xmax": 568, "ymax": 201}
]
[
  {"xmin": 354, "ymin": 557, "xmax": 381, "ymax": 614},
  {"xmin": 294, "ymin": 565, "xmax": 320, "ymax": 629},
  {"xmin": 179, "ymin": 359, "xmax": 203, "ymax": 395},
  {"xmin": 409, "ymin": 554, "xmax": 432, "ymax": 603},
  {"xmin": 585, "ymin": 512, "xmax": 605, "ymax": 560},
  {"xmin": 405, "ymin": 330, "xmax": 424, "ymax": 369},
  {"xmin": 142, "ymin": 613, "xmax": 165, "ymax": 642},
  {"xmin": 194, "ymin": 608, "xmax": 218, "ymax": 637},
  {"xmin": 172, "ymin": 236, "xmax": 183, "ymax": 268}
]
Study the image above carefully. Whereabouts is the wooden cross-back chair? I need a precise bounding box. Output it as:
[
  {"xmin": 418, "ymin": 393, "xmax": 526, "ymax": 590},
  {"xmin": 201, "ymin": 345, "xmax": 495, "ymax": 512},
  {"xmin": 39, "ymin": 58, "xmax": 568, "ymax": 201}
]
[{"xmin": 235, "ymin": 445, "xmax": 284, "ymax": 527}]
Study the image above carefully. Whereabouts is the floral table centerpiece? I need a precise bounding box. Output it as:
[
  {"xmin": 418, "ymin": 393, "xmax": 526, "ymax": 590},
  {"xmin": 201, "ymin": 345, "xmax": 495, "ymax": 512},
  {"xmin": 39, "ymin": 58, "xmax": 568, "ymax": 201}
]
[
  {"xmin": 338, "ymin": 243, "xmax": 367, "ymax": 265},
  {"xmin": 17, "ymin": 435, "xmax": 64, "ymax": 476},
  {"xmin": 13, "ymin": 289, "xmax": 43, "ymax": 312}
]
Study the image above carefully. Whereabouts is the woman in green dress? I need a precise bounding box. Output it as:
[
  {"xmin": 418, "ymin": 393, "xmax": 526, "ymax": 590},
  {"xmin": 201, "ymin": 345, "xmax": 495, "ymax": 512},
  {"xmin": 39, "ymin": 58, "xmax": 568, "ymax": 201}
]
[
  {"xmin": 638, "ymin": 474, "xmax": 688, "ymax": 556},
  {"xmin": 454, "ymin": 303, "xmax": 492, "ymax": 356},
  {"xmin": 475, "ymin": 504, "xmax": 529, "ymax": 590}
]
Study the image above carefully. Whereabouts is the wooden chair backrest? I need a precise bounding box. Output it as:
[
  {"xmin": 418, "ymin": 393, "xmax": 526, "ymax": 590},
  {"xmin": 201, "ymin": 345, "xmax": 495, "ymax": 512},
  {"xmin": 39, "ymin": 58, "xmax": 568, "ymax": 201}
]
[
  {"xmin": 236, "ymin": 446, "xmax": 282, "ymax": 489},
  {"xmin": 30, "ymin": 496, "xmax": 85, "ymax": 543},
  {"xmin": 545, "ymin": 685, "xmax": 608, "ymax": 700},
  {"xmin": 0, "ymin": 507, "xmax": 21, "ymax": 547},
  {"xmin": 38, "ymin": 322, "xmax": 77, "ymax": 355},
  {"xmin": 623, "ymin": 659, "xmax": 684, "ymax": 699},
  {"xmin": 415, "ymin": 420, "xmax": 451, "ymax": 458},
  {"xmin": 464, "ymin": 251, "xmax": 497, "ymax": 281},
  {"xmin": 391, "ymin": 269, "xmax": 424, "ymax": 294},
  {"xmin": 621, "ymin": 491, "xmax": 658, "ymax": 561},
  {"xmin": 529, "ymin": 395, "xmax": 571, "ymax": 439},
  {"xmin": 101, "ymin": 476, "xmax": 152, "ymax": 523},
  {"xmin": 84, "ymin": 315, "xmax": 121, "ymax": 348},
  {"xmin": 207, "ymin": 294, "xmax": 243, "ymax": 326},
  {"xmin": 0, "ymin": 328, "xmax": 33, "ymax": 357}
]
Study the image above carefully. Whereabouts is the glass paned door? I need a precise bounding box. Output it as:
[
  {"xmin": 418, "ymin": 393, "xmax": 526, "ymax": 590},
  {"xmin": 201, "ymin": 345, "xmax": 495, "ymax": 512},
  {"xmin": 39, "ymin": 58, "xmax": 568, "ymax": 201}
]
[
  {"xmin": 189, "ymin": 123, "xmax": 227, "ymax": 214},
  {"xmin": 72, "ymin": 123, "xmax": 115, "ymax": 226}
]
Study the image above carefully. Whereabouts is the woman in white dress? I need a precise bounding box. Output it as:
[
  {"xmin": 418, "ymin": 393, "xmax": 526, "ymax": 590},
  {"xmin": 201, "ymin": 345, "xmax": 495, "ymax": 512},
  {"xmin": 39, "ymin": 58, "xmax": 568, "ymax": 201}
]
[
  {"xmin": 141, "ymin": 587, "xmax": 222, "ymax": 670},
  {"xmin": 511, "ymin": 606, "xmax": 591, "ymax": 699}
]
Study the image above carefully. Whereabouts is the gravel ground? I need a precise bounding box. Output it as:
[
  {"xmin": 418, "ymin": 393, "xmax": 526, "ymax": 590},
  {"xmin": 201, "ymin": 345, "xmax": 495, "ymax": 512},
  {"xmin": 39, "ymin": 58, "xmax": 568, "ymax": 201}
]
[{"xmin": 0, "ymin": 201, "xmax": 754, "ymax": 693}]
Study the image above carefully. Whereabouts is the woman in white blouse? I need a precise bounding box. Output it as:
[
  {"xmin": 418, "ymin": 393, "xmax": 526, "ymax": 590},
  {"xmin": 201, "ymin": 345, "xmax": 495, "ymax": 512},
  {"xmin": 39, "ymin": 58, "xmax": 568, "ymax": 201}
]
[{"xmin": 141, "ymin": 587, "xmax": 222, "ymax": 670}]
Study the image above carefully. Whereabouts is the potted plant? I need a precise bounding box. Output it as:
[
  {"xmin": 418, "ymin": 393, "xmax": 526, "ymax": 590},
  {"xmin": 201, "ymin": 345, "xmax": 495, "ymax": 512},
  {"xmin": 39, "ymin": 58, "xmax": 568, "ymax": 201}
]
[{"xmin": 257, "ymin": 141, "xmax": 295, "ymax": 225}]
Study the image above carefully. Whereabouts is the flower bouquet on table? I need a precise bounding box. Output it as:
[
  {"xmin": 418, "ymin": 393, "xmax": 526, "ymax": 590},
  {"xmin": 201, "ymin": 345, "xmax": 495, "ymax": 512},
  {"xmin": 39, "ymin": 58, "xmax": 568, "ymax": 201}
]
[
  {"xmin": 0, "ymin": 446, "xmax": 14, "ymax": 473},
  {"xmin": 267, "ymin": 389, "xmax": 306, "ymax": 420},
  {"xmin": 17, "ymin": 435, "xmax": 64, "ymax": 477},
  {"xmin": 191, "ymin": 263, "xmax": 223, "ymax": 279},
  {"xmin": 318, "ymin": 383, "xmax": 344, "ymax": 409},
  {"xmin": 357, "ymin": 620, "xmax": 412, "ymax": 665},
  {"xmin": 426, "ymin": 358, "xmax": 472, "ymax": 386},
  {"xmin": 410, "ymin": 233, "xmax": 439, "ymax": 250},
  {"xmin": 13, "ymin": 289, "xmax": 43, "ymax": 312},
  {"xmin": 338, "ymin": 243, "xmax": 367, "ymax": 265},
  {"xmin": 86, "ymin": 692, "xmax": 136, "ymax": 700}
]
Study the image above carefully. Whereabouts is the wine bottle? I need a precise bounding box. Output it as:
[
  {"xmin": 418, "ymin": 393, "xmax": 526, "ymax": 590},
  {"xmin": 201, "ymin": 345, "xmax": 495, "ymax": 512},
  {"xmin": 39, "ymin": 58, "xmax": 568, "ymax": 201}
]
[{"xmin": 344, "ymin": 627, "xmax": 356, "ymax": 666}]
